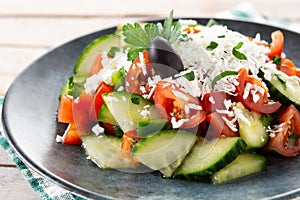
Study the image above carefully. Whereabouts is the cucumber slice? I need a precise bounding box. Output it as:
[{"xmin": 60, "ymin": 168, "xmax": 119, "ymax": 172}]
[
  {"xmin": 74, "ymin": 34, "xmax": 123, "ymax": 76},
  {"xmin": 81, "ymin": 135, "xmax": 138, "ymax": 169},
  {"xmin": 97, "ymin": 103, "xmax": 117, "ymax": 125},
  {"xmin": 235, "ymin": 102, "xmax": 269, "ymax": 149},
  {"xmin": 133, "ymin": 130, "xmax": 197, "ymax": 178},
  {"xmin": 137, "ymin": 119, "xmax": 169, "ymax": 137},
  {"xmin": 266, "ymin": 70, "xmax": 300, "ymax": 110},
  {"xmin": 103, "ymin": 92, "xmax": 161, "ymax": 132},
  {"xmin": 211, "ymin": 152, "xmax": 266, "ymax": 184},
  {"xmin": 174, "ymin": 137, "xmax": 246, "ymax": 180}
]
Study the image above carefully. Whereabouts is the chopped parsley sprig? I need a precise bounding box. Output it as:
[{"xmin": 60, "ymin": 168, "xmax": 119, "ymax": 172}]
[{"xmin": 122, "ymin": 10, "xmax": 181, "ymax": 60}]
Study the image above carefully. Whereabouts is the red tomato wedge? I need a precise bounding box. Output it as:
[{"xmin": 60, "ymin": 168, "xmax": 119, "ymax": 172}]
[
  {"xmin": 125, "ymin": 51, "xmax": 155, "ymax": 95},
  {"xmin": 235, "ymin": 68, "xmax": 281, "ymax": 114},
  {"xmin": 278, "ymin": 58, "xmax": 300, "ymax": 78},
  {"xmin": 90, "ymin": 82, "xmax": 114, "ymax": 119},
  {"xmin": 73, "ymin": 92, "xmax": 97, "ymax": 139},
  {"xmin": 268, "ymin": 30, "xmax": 284, "ymax": 59},
  {"xmin": 57, "ymin": 94, "xmax": 74, "ymax": 123},
  {"xmin": 63, "ymin": 123, "xmax": 82, "ymax": 145},
  {"xmin": 202, "ymin": 91, "xmax": 230, "ymax": 114},
  {"xmin": 153, "ymin": 80, "xmax": 206, "ymax": 129},
  {"xmin": 265, "ymin": 105, "xmax": 300, "ymax": 157},
  {"xmin": 90, "ymin": 54, "xmax": 104, "ymax": 76},
  {"xmin": 206, "ymin": 112, "xmax": 238, "ymax": 137}
]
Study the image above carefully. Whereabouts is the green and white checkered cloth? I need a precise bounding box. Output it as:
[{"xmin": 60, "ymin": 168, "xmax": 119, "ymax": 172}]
[{"xmin": 0, "ymin": 3, "xmax": 299, "ymax": 199}]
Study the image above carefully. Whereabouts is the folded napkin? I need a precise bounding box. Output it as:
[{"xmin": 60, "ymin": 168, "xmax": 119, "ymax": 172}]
[{"xmin": 0, "ymin": 3, "xmax": 299, "ymax": 200}]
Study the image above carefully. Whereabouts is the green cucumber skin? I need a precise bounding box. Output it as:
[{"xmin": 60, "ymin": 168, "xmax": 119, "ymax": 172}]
[
  {"xmin": 174, "ymin": 137, "xmax": 246, "ymax": 180},
  {"xmin": 211, "ymin": 152, "xmax": 267, "ymax": 184}
]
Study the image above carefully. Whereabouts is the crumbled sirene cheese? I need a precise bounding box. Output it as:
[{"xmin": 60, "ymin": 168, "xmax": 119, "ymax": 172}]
[
  {"xmin": 55, "ymin": 135, "xmax": 64, "ymax": 143},
  {"xmin": 92, "ymin": 124, "xmax": 105, "ymax": 136},
  {"xmin": 138, "ymin": 52, "xmax": 147, "ymax": 76},
  {"xmin": 171, "ymin": 117, "xmax": 188, "ymax": 129},
  {"xmin": 208, "ymin": 96, "xmax": 215, "ymax": 104}
]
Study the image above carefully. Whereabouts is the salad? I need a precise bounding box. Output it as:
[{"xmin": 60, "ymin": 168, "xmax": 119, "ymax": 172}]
[{"xmin": 56, "ymin": 11, "xmax": 300, "ymax": 184}]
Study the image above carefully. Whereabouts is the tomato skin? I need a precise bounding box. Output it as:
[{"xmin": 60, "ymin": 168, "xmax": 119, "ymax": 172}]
[
  {"xmin": 278, "ymin": 58, "xmax": 300, "ymax": 78},
  {"xmin": 202, "ymin": 91, "xmax": 230, "ymax": 114},
  {"xmin": 63, "ymin": 123, "xmax": 82, "ymax": 145},
  {"xmin": 206, "ymin": 112, "xmax": 238, "ymax": 137},
  {"xmin": 73, "ymin": 92, "xmax": 97, "ymax": 138},
  {"xmin": 125, "ymin": 51, "xmax": 155, "ymax": 95},
  {"xmin": 90, "ymin": 54, "xmax": 103, "ymax": 76},
  {"xmin": 57, "ymin": 94, "xmax": 74, "ymax": 123},
  {"xmin": 90, "ymin": 82, "xmax": 114, "ymax": 119},
  {"xmin": 268, "ymin": 30, "xmax": 284, "ymax": 59},
  {"xmin": 121, "ymin": 130, "xmax": 141, "ymax": 154},
  {"xmin": 153, "ymin": 80, "xmax": 206, "ymax": 129},
  {"xmin": 265, "ymin": 105, "xmax": 300, "ymax": 157},
  {"xmin": 235, "ymin": 68, "xmax": 281, "ymax": 114}
]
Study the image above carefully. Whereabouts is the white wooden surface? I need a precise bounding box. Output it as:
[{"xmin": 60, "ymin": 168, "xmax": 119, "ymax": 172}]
[{"xmin": 1, "ymin": 0, "xmax": 300, "ymax": 199}]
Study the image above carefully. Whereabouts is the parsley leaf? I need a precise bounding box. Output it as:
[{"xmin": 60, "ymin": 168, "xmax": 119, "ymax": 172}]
[
  {"xmin": 108, "ymin": 47, "xmax": 121, "ymax": 57},
  {"xmin": 232, "ymin": 42, "xmax": 247, "ymax": 60},
  {"xmin": 211, "ymin": 70, "xmax": 238, "ymax": 89},
  {"xmin": 182, "ymin": 71, "xmax": 195, "ymax": 81},
  {"xmin": 206, "ymin": 41, "xmax": 218, "ymax": 51},
  {"xmin": 127, "ymin": 47, "xmax": 145, "ymax": 61},
  {"xmin": 122, "ymin": 10, "xmax": 181, "ymax": 48},
  {"xmin": 273, "ymin": 56, "xmax": 282, "ymax": 65}
]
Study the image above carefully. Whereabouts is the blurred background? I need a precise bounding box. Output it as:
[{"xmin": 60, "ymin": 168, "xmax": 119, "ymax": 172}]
[{"xmin": 1, "ymin": 0, "xmax": 300, "ymax": 199}]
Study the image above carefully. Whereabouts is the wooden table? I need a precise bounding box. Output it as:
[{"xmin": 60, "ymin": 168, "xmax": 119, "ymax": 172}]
[{"xmin": 1, "ymin": 0, "xmax": 300, "ymax": 199}]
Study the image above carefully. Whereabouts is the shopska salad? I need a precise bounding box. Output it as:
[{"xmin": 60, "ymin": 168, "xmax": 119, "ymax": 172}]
[{"xmin": 56, "ymin": 11, "xmax": 300, "ymax": 184}]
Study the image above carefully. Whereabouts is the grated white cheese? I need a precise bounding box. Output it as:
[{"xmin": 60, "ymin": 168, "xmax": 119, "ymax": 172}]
[{"xmin": 173, "ymin": 25, "xmax": 276, "ymax": 97}]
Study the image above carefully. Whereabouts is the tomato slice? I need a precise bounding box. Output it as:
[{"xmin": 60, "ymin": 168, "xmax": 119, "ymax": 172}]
[
  {"xmin": 202, "ymin": 91, "xmax": 230, "ymax": 114},
  {"xmin": 57, "ymin": 94, "xmax": 74, "ymax": 123},
  {"xmin": 125, "ymin": 51, "xmax": 155, "ymax": 95},
  {"xmin": 206, "ymin": 112, "xmax": 238, "ymax": 137},
  {"xmin": 235, "ymin": 68, "xmax": 281, "ymax": 114},
  {"xmin": 268, "ymin": 30, "xmax": 284, "ymax": 59},
  {"xmin": 278, "ymin": 58, "xmax": 300, "ymax": 78},
  {"xmin": 153, "ymin": 80, "xmax": 206, "ymax": 129},
  {"xmin": 265, "ymin": 104, "xmax": 300, "ymax": 157},
  {"xmin": 90, "ymin": 82, "xmax": 114, "ymax": 119},
  {"xmin": 73, "ymin": 92, "xmax": 97, "ymax": 138},
  {"xmin": 90, "ymin": 54, "xmax": 104, "ymax": 76}
]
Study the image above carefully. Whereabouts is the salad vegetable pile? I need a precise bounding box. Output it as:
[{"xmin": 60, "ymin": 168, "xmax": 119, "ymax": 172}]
[{"xmin": 56, "ymin": 11, "xmax": 300, "ymax": 184}]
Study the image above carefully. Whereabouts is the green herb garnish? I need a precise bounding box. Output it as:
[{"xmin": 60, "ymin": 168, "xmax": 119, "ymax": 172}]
[
  {"xmin": 218, "ymin": 35, "xmax": 225, "ymax": 38},
  {"xmin": 272, "ymin": 56, "xmax": 282, "ymax": 65},
  {"xmin": 122, "ymin": 10, "xmax": 181, "ymax": 49},
  {"xmin": 206, "ymin": 41, "xmax": 218, "ymax": 51},
  {"xmin": 232, "ymin": 42, "xmax": 247, "ymax": 60},
  {"xmin": 211, "ymin": 70, "xmax": 238, "ymax": 89},
  {"xmin": 108, "ymin": 46, "xmax": 121, "ymax": 57},
  {"xmin": 131, "ymin": 97, "xmax": 140, "ymax": 105},
  {"xmin": 113, "ymin": 125, "xmax": 124, "ymax": 137},
  {"xmin": 127, "ymin": 47, "xmax": 145, "ymax": 61},
  {"xmin": 182, "ymin": 71, "xmax": 195, "ymax": 81}
]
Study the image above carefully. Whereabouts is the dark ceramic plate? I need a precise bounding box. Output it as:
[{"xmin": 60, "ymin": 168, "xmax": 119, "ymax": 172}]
[{"xmin": 2, "ymin": 18, "xmax": 300, "ymax": 200}]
